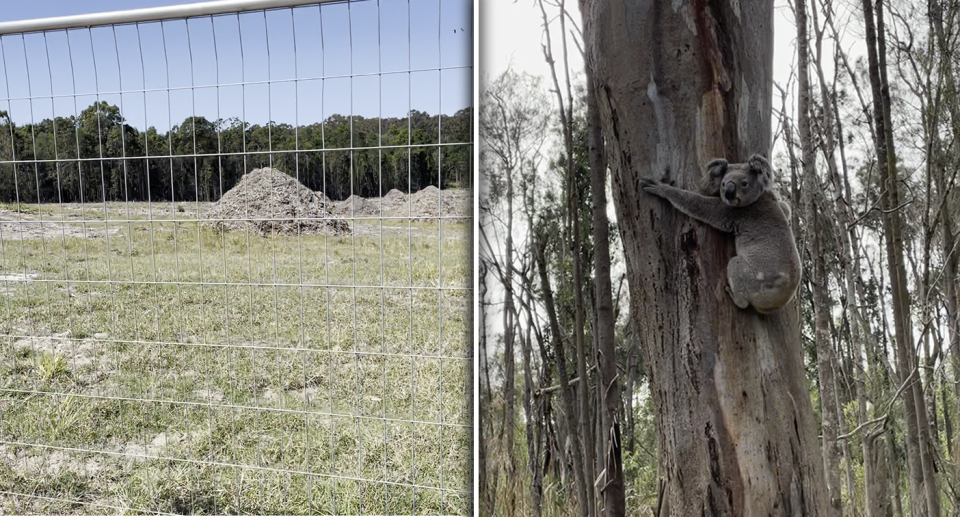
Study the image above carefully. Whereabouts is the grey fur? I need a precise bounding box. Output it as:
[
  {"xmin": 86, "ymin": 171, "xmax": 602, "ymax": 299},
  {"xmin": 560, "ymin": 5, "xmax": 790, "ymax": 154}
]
[
  {"xmin": 699, "ymin": 158, "xmax": 729, "ymax": 195},
  {"xmin": 641, "ymin": 154, "xmax": 801, "ymax": 314}
]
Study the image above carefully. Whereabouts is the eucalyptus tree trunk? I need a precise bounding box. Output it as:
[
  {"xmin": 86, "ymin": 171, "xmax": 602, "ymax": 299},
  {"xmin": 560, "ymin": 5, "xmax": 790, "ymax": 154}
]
[
  {"xmin": 624, "ymin": 330, "xmax": 640, "ymax": 454},
  {"xmin": 536, "ymin": 2, "xmax": 597, "ymax": 512},
  {"xmin": 521, "ymin": 295, "xmax": 542, "ymax": 516},
  {"xmin": 828, "ymin": 29, "xmax": 902, "ymax": 476},
  {"xmin": 861, "ymin": 1, "xmax": 940, "ymax": 514},
  {"xmin": 503, "ymin": 165, "xmax": 517, "ymax": 513},
  {"xmin": 946, "ymin": 206, "xmax": 960, "ymax": 487},
  {"xmin": 479, "ymin": 261, "xmax": 493, "ymax": 516},
  {"xmin": 585, "ymin": 57, "xmax": 626, "ymax": 516},
  {"xmin": 929, "ymin": 0, "xmax": 960, "ymax": 484},
  {"xmin": 814, "ymin": 3, "xmax": 890, "ymax": 508},
  {"xmin": 794, "ymin": 0, "xmax": 842, "ymax": 510},
  {"xmin": 580, "ymin": 1, "xmax": 830, "ymax": 514},
  {"xmin": 536, "ymin": 237, "xmax": 590, "ymax": 517}
]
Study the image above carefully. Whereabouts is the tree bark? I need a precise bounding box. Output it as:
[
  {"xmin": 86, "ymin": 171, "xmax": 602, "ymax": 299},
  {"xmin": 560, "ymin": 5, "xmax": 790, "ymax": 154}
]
[
  {"xmin": 521, "ymin": 296, "xmax": 543, "ymax": 516},
  {"xmin": 624, "ymin": 329, "xmax": 640, "ymax": 454},
  {"xmin": 794, "ymin": 0, "xmax": 842, "ymax": 510},
  {"xmin": 867, "ymin": 432, "xmax": 894, "ymax": 517},
  {"xmin": 479, "ymin": 260, "xmax": 494, "ymax": 516},
  {"xmin": 585, "ymin": 56, "xmax": 626, "ymax": 516},
  {"xmin": 581, "ymin": 1, "xmax": 831, "ymax": 514},
  {"xmin": 502, "ymin": 137, "xmax": 518, "ymax": 515}
]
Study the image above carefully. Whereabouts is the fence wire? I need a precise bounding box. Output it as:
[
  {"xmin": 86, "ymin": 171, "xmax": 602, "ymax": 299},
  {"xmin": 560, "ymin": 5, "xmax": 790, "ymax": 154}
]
[{"xmin": 0, "ymin": 0, "xmax": 472, "ymax": 514}]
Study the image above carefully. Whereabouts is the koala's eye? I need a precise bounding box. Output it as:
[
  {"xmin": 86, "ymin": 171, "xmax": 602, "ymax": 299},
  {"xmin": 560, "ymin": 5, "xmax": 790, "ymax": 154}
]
[{"xmin": 740, "ymin": 181, "xmax": 748, "ymax": 187}]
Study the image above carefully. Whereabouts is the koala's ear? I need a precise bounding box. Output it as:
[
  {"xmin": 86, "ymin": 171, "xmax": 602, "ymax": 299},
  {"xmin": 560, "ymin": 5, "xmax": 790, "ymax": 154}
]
[
  {"xmin": 700, "ymin": 158, "xmax": 728, "ymax": 196},
  {"xmin": 706, "ymin": 158, "xmax": 728, "ymax": 177},
  {"xmin": 748, "ymin": 154, "xmax": 774, "ymax": 190}
]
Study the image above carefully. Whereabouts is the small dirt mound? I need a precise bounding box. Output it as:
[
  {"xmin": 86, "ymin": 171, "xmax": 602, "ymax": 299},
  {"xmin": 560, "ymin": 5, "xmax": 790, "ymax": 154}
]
[
  {"xmin": 381, "ymin": 189, "xmax": 409, "ymax": 214},
  {"xmin": 204, "ymin": 168, "xmax": 349, "ymax": 236},
  {"xmin": 334, "ymin": 195, "xmax": 379, "ymax": 217},
  {"xmin": 411, "ymin": 186, "xmax": 470, "ymax": 219}
]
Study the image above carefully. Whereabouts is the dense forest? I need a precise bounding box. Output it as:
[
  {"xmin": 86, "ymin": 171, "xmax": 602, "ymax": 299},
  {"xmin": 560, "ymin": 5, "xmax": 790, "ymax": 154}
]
[
  {"xmin": 482, "ymin": 0, "xmax": 960, "ymax": 515},
  {"xmin": 0, "ymin": 103, "xmax": 471, "ymax": 204}
]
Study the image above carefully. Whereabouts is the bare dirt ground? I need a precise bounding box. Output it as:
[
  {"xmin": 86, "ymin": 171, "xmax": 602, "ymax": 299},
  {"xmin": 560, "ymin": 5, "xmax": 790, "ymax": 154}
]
[{"xmin": 0, "ymin": 209, "xmax": 122, "ymax": 242}]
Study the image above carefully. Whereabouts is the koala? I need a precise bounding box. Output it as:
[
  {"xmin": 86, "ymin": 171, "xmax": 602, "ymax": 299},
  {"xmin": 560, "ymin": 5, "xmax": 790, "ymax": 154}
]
[
  {"xmin": 641, "ymin": 154, "xmax": 801, "ymax": 314},
  {"xmin": 699, "ymin": 157, "xmax": 793, "ymax": 221}
]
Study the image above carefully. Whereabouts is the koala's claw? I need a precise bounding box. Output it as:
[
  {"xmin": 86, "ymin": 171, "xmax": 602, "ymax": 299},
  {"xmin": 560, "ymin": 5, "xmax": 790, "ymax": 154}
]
[{"xmin": 640, "ymin": 177, "xmax": 660, "ymax": 192}]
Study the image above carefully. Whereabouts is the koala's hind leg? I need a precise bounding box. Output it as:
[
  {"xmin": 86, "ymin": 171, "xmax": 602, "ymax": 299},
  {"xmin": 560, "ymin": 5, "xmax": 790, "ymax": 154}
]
[{"xmin": 725, "ymin": 256, "xmax": 762, "ymax": 310}]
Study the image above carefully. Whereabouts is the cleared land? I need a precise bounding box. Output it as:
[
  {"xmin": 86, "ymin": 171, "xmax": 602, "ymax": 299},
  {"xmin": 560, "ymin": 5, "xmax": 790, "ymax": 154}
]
[{"xmin": 0, "ymin": 189, "xmax": 470, "ymax": 515}]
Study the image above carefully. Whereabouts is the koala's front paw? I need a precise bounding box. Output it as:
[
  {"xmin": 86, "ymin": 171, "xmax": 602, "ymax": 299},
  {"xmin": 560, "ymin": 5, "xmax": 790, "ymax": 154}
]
[
  {"xmin": 640, "ymin": 178, "xmax": 663, "ymax": 196},
  {"xmin": 640, "ymin": 177, "xmax": 659, "ymax": 190}
]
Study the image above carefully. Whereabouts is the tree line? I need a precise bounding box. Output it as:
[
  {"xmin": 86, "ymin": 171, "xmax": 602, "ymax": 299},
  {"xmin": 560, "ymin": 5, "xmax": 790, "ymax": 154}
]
[{"xmin": 0, "ymin": 102, "xmax": 471, "ymax": 204}]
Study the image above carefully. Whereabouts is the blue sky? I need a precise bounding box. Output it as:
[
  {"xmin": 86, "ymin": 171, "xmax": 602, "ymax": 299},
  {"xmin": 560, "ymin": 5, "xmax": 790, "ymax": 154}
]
[{"xmin": 0, "ymin": 0, "xmax": 472, "ymax": 131}]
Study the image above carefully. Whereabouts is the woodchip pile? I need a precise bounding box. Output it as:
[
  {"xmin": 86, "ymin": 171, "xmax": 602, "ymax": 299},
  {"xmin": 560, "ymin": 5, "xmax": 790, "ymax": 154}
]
[
  {"xmin": 204, "ymin": 167, "xmax": 350, "ymax": 236},
  {"xmin": 330, "ymin": 186, "xmax": 471, "ymax": 219}
]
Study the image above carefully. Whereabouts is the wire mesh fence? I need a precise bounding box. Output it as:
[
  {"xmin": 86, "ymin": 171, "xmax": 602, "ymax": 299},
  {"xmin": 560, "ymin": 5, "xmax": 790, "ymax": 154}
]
[{"xmin": 0, "ymin": 0, "xmax": 472, "ymax": 514}]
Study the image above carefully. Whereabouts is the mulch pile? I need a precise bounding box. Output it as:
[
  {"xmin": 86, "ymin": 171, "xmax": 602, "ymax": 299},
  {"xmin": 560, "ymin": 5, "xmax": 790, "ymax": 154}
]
[
  {"xmin": 410, "ymin": 186, "xmax": 470, "ymax": 219},
  {"xmin": 333, "ymin": 195, "xmax": 377, "ymax": 217},
  {"xmin": 381, "ymin": 189, "xmax": 409, "ymax": 215},
  {"xmin": 328, "ymin": 187, "xmax": 470, "ymax": 220},
  {"xmin": 204, "ymin": 167, "xmax": 350, "ymax": 236}
]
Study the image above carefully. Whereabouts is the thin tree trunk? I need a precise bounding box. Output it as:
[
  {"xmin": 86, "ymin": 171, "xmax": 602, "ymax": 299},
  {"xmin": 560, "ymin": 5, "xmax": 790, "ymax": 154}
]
[
  {"xmin": 862, "ymin": 1, "xmax": 940, "ymax": 514},
  {"xmin": 865, "ymin": 431, "xmax": 894, "ymax": 517},
  {"xmin": 795, "ymin": 0, "xmax": 842, "ymax": 510},
  {"xmin": 581, "ymin": 1, "xmax": 831, "ymax": 513},
  {"xmin": 813, "ymin": 1, "xmax": 892, "ymax": 512},
  {"xmin": 502, "ymin": 155, "xmax": 517, "ymax": 515},
  {"xmin": 536, "ymin": 238, "xmax": 590, "ymax": 517},
  {"xmin": 830, "ymin": 45, "xmax": 892, "ymax": 517},
  {"xmin": 586, "ymin": 56, "xmax": 626, "ymax": 516},
  {"xmin": 624, "ymin": 330, "xmax": 639, "ymax": 454},
  {"xmin": 526, "ymin": 282, "xmax": 552, "ymax": 512},
  {"xmin": 863, "ymin": 0, "xmax": 917, "ymax": 509},
  {"xmin": 887, "ymin": 427, "xmax": 905, "ymax": 517},
  {"xmin": 479, "ymin": 262, "xmax": 494, "ymax": 516},
  {"xmin": 536, "ymin": 3, "xmax": 597, "ymax": 514},
  {"xmin": 943, "ymin": 379, "xmax": 953, "ymax": 456},
  {"xmin": 946, "ymin": 211, "xmax": 960, "ymax": 482},
  {"xmin": 522, "ymin": 296, "xmax": 543, "ymax": 516},
  {"xmin": 928, "ymin": 0, "xmax": 960, "ymax": 486}
]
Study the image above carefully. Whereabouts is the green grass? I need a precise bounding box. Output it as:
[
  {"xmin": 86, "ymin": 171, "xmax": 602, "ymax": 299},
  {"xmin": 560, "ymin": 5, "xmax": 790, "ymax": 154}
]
[{"xmin": 0, "ymin": 210, "xmax": 470, "ymax": 515}]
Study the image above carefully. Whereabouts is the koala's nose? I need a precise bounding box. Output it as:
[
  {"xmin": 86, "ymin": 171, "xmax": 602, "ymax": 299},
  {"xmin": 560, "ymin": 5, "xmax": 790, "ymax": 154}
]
[{"xmin": 724, "ymin": 182, "xmax": 736, "ymax": 200}]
